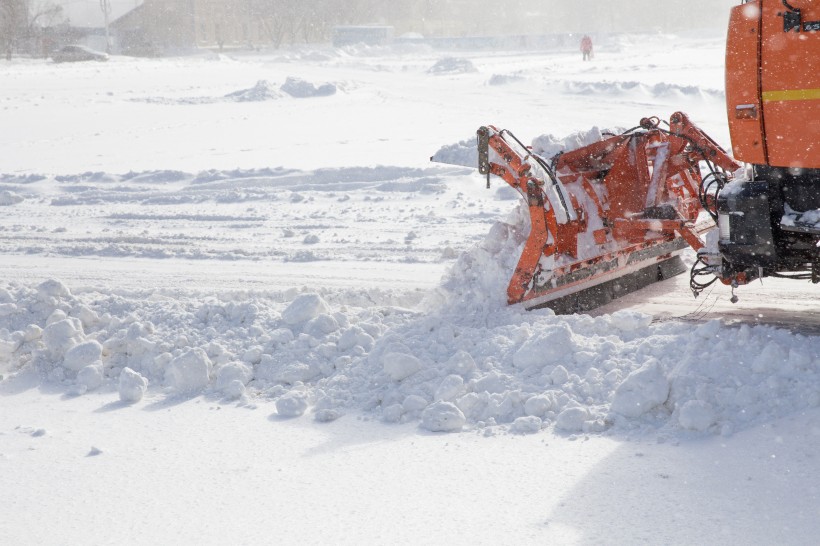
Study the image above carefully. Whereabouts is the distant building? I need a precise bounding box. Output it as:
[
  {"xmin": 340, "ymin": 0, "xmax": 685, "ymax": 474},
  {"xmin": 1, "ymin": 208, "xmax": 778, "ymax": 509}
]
[
  {"xmin": 66, "ymin": 0, "xmax": 740, "ymax": 58},
  {"xmin": 111, "ymin": 0, "xmax": 265, "ymax": 54},
  {"xmin": 110, "ymin": 4, "xmax": 153, "ymax": 56}
]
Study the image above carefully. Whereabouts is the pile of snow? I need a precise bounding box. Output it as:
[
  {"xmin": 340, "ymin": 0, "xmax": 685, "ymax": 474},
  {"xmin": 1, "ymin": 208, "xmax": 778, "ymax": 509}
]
[
  {"xmin": 532, "ymin": 126, "xmax": 625, "ymax": 160},
  {"xmin": 427, "ymin": 57, "xmax": 477, "ymax": 75},
  {"xmin": 280, "ymin": 77, "xmax": 336, "ymax": 98},
  {"xmin": 431, "ymin": 126, "xmax": 623, "ymax": 170},
  {"xmin": 0, "ymin": 190, "xmax": 24, "ymax": 206},
  {"xmin": 224, "ymin": 80, "xmax": 283, "ymax": 102},
  {"xmin": 2, "ymin": 230, "xmax": 818, "ymax": 437},
  {"xmin": 135, "ymin": 77, "xmax": 337, "ymax": 105},
  {"xmin": 487, "ymin": 74, "xmax": 526, "ymax": 86},
  {"xmin": 430, "ymin": 136, "xmax": 478, "ymax": 169},
  {"xmin": 560, "ymin": 80, "xmax": 721, "ymax": 100}
]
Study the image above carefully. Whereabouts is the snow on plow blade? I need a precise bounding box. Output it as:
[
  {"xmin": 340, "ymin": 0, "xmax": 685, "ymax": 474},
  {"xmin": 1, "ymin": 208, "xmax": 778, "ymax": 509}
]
[{"xmin": 476, "ymin": 113, "xmax": 741, "ymax": 312}]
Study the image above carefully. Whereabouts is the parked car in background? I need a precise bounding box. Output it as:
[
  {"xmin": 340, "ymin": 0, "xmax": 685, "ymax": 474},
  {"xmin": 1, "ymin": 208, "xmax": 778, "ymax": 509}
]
[{"xmin": 51, "ymin": 45, "xmax": 109, "ymax": 63}]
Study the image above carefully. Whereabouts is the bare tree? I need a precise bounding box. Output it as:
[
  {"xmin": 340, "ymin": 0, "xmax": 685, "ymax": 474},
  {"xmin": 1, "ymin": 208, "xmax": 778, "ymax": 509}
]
[
  {"xmin": 294, "ymin": 0, "xmax": 332, "ymax": 44},
  {"xmin": 0, "ymin": 0, "xmax": 62, "ymax": 59},
  {"xmin": 250, "ymin": 0, "xmax": 395, "ymax": 48},
  {"xmin": 252, "ymin": 0, "xmax": 293, "ymax": 48},
  {"xmin": 1, "ymin": 0, "xmax": 27, "ymax": 59}
]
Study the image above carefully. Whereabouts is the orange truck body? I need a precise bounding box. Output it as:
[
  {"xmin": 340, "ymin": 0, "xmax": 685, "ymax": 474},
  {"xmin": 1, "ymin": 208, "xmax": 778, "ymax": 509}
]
[{"xmin": 726, "ymin": 0, "xmax": 820, "ymax": 169}]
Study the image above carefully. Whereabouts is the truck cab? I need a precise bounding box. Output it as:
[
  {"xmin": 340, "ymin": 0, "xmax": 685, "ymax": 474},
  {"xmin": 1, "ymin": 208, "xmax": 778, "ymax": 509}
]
[{"xmin": 720, "ymin": 0, "xmax": 820, "ymax": 282}]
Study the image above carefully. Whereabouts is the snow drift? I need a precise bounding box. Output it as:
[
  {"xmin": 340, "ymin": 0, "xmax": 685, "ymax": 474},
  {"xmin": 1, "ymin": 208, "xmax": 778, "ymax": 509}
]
[{"xmin": 2, "ymin": 213, "xmax": 818, "ymax": 438}]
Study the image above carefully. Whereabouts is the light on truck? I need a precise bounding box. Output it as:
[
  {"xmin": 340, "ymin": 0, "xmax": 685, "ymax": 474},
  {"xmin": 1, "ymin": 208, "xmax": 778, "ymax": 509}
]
[{"xmin": 718, "ymin": 213, "xmax": 731, "ymax": 241}]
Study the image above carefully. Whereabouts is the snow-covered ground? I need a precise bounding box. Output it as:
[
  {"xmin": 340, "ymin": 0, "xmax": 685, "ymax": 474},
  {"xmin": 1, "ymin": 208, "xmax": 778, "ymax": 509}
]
[{"xmin": 2, "ymin": 34, "xmax": 819, "ymax": 544}]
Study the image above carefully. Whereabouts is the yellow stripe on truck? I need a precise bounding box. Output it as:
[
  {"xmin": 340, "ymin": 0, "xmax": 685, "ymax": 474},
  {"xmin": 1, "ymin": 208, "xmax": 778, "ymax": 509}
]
[{"xmin": 762, "ymin": 88, "xmax": 820, "ymax": 102}]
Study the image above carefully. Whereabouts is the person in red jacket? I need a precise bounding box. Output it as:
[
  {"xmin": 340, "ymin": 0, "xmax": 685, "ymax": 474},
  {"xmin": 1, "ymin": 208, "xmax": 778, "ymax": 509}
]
[{"xmin": 581, "ymin": 35, "xmax": 593, "ymax": 61}]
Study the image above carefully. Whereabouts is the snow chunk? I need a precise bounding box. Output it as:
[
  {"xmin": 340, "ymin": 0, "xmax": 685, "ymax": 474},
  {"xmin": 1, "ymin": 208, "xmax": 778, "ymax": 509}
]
[
  {"xmin": 0, "ymin": 190, "xmax": 24, "ymax": 205},
  {"xmin": 550, "ymin": 365, "xmax": 570, "ymax": 385},
  {"xmin": 610, "ymin": 359, "xmax": 670, "ymax": 418},
  {"xmin": 555, "ymin": 406, "xmax": 590, "ymax": 432},
  {"xmin": 62, "ymin": 340, "xmax": 102, "ymax": 372},
  {"xmin": 383, "ymin": 352, "xmax": 423, "ymax": 381},
  {"xmin": 420, "ymin": 401, "xmax": 466, "ymax": 432},
  {"xmin": 511, "ymin": 415, "xmax": 543, "ymax": 434},
  {"xmin": 678, "ymin": 400, "xmax": 715, "ymax": 431},
  {"xmin": 215, "ymin": 361, "xmax": 252, "ymax": 392},
  {"xmin": 119, "ymin": 367, "xmax": 148, "ymax": 403},
  {"xmin": 435, "ymin": 374, "xmax": 464, "ymax": 402},
  {"xmin": 403, "ymin": 394, "xmax": 429, "ymax": 413},
  {"xmin": 276, "ymin": 391, "xmax": 309, "ymax": 417},
  {"xmin": 165, "ymin": 348, "xmax": 212, "ymax": 392},
  {"xmin": 37, "ymin": 279, "xmax": 71, "ymax": 299},
  {"xmin": 315, "ymin": 408, "xmax": 343, "ymax": 423},
  {"xmin": 282, "ymin": 294, "xmax": 331, "ymax": 325},
  {"xmin": 383, "ymin": 404, "xmax": 404, "ymax": 423},
  {"xmin": 304, "ymin": 314, "xmax": 339, "ymax": 337},
  {"xmin": 77, "ymin": 364, "xmax": 103, "ymax": 392},
  {"xmin": 447, "ymin": 350, "xmax": 476, "ymax": 376},
  {"xmin": 524, "ymin": 394, "xmax": 555, "ymax": 417},
  {"xmin": 0, "ymin": 336, "xmax": 20, "ymax": 359},
  {"xmin": 222, "ymin": 380, "xmax": 245, "ymax": 400},
  {"xmin": 275, "ymin": 362, "xmax": 320, "ymax": 384},
  {"xmin": 513, "ymin": 323, "xmax": 575, "ymax": 369},
  {"xmin": 42, "ymin": 318, "xmax": 84, "ymax": 360},
  {"xmin": 24, "ymin": 324, "xmax": 42, "ymax": 342},
  {"xmin": 337, "ymin": 326, "xmax": 374, "ymax": 351},
  {"xmin": 610, "ymin": 310, "xmax": 652, "ymax": 331},
  {"xmin": 280, "ymin": 77, "xmax": 336, "ymax": 98}
]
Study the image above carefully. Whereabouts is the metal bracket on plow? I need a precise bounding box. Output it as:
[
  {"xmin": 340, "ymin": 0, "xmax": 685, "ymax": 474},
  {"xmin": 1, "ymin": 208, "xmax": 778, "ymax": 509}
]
[{"xmin": 477, "ymin": 126, "xmax": 491, "ymax": 188}]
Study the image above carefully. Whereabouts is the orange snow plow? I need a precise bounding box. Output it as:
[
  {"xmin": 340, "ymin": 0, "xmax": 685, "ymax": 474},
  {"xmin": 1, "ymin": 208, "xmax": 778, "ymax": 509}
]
[
  {"xmin": 477, "ymin": 112, "xmax": 744, "ymax": 312},
  {"xmin": 454, "ymin": 1, "xmax": 820, "ymax": 313}
]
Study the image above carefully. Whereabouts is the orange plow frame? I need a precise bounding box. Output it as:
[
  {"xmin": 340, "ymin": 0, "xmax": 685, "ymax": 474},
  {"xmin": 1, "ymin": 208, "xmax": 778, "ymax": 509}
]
[{"xmin": 477, "ymin": 112, "xmax": 743, "ymax": 311}]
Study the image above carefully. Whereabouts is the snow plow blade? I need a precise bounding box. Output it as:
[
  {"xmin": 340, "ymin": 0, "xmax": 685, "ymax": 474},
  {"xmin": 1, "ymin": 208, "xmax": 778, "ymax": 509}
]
[{"xmin": 476, "ymin": 113, "xmax": 742, "ymax": 312}]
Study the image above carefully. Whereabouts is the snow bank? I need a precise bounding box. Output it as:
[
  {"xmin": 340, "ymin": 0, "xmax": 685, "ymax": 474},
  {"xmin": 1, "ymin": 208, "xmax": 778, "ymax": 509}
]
[
  {"xmin": 430, "ymin": 137, "xmax": 478, "ymax": 169},
  {"xmin": 280, "ymin": 77, "xmax": 336, "ymax": 98},
  {"xmin": 487, "ymin": 74, "xmax": 525, "ymax": 86},
  {"xmin": 531, "ymin": 126, "xmax": 624, "ymax": 160},
  {"xmin": 0, "ymin": 190, "xmax": 24, "ymax": 206},
  {"xmin": 431, "ymin": 126, "xmax": 624, "ymax": 170},
  {"xmin": 135, "ymin": 77, "xmax": 336, "ymax": 105},
  {"xmin": 559, "ymin": 80, "xmax": 722, "ymax": 100},
  {"xmin": 2, "ymin": 262, "xmax": 818, "ymax": 438},
  {"xmin": 427, "ymin": 57, "xmax": 477, "ymax": 75},
  {"xmin": 224, "ymin": 80, "xmax": 283, "ymax": 102}
]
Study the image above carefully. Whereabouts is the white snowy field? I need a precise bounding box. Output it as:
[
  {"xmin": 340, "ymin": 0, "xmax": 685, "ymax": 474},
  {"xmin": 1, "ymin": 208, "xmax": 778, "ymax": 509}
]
[{"xmin": 2, "ymin": 33, "xmax": 819, "ymax": 544}]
